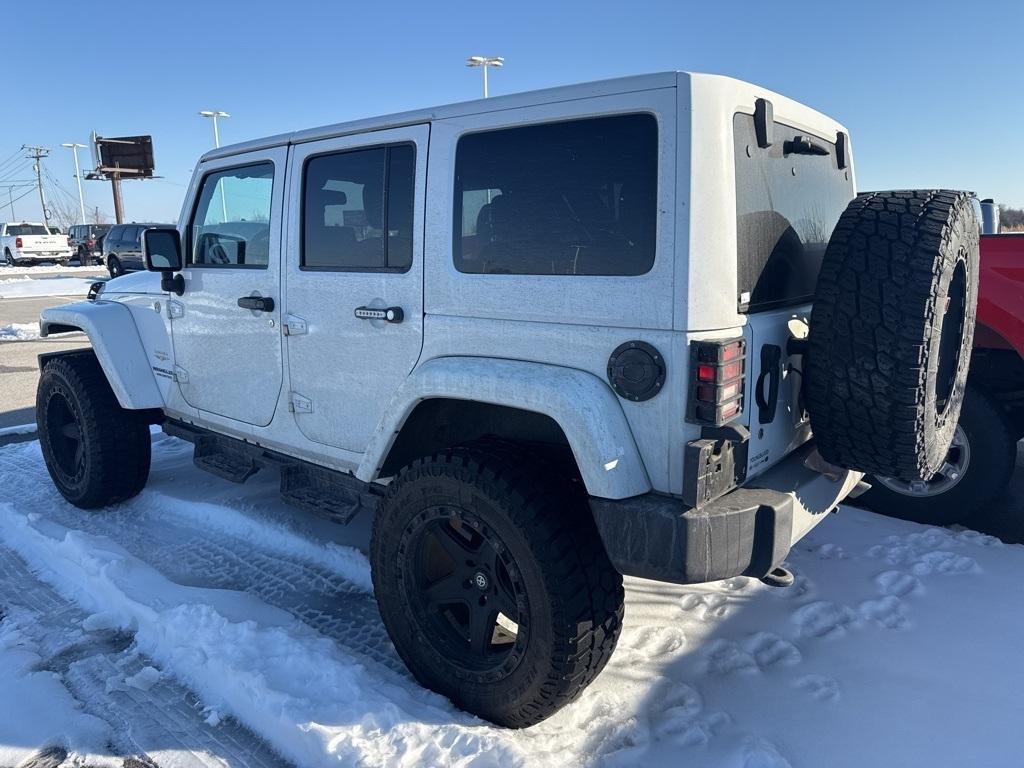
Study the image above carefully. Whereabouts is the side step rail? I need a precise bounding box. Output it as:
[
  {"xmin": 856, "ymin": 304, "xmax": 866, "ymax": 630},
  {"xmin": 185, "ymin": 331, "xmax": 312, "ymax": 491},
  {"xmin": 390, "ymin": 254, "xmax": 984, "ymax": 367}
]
[{"xmin": 162, "ymin": 420, "xmax": 380, "ymax": 526}]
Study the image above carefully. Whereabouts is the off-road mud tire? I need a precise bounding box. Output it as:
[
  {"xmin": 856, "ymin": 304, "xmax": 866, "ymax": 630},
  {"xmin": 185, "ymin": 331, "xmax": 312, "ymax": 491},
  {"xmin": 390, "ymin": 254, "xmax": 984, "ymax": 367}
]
[
  {"xmin": 371, "ymin": 444, "xmax": 624, "ymax": 728},
  {"xmin": 37, "ymin": 352, "xmax": 151, "ymax": 508},
  {"xmin": 806, "ymin": 190, "xmax": 979, "ymax": 481}
]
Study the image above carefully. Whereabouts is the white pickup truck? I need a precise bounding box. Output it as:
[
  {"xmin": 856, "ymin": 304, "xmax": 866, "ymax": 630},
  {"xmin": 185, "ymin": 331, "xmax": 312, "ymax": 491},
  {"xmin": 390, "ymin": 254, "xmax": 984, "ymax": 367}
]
[{"xmin": 1, "ymin": 222, "xmax": 73, "ymax": 266}]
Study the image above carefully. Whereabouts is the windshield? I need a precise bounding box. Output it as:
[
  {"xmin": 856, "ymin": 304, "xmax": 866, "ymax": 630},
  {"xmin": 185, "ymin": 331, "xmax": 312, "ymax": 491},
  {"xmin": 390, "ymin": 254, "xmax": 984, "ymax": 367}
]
[{"xmin": 7, "ymin": 225, "xmax": 49, "ymax": 236}]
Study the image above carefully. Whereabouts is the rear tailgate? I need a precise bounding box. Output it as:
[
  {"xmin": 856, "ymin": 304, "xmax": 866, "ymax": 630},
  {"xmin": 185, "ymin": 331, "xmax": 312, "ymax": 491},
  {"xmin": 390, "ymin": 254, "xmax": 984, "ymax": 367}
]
[
  {"xmin": 18, "ymin": 234, "xmax": 68, "ymax": 255},
  {"xmin": 732, "ymin": 111, "xmax": 854, "ymax": 479}
]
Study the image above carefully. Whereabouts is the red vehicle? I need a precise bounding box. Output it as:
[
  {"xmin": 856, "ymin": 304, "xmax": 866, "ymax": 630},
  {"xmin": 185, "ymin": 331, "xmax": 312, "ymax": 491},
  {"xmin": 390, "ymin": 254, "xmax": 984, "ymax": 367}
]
[{"xmin": 861, "ymin": 233, "xmax": 1024, "ymax": 524}]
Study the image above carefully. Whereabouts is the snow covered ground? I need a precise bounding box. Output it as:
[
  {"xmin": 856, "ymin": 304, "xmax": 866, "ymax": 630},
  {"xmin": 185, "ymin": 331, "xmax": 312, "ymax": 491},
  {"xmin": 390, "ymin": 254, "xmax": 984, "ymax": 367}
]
[
  {"xmin": 0, "ymin": 274, "xmax": 98, "ymax": 299},
  {"xmin": 0, "ymin": 433, "xmax": 1022, "ymax": 767},
  {"xmin": 0, "ymin": 322, "xmax": 42, "ymax": 341}
]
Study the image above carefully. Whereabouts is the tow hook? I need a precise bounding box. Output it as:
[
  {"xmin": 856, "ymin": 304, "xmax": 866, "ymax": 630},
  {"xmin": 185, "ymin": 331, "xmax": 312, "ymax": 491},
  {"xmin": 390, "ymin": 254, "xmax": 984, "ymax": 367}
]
[{"xmin": 760, "ymin": 566, "xmax": 795, "ymax": 588}]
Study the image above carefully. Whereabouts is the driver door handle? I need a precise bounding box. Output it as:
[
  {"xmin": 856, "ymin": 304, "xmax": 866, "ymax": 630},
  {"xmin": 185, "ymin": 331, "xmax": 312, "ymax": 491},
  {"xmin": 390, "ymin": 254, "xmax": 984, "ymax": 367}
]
[
  {"xmin": 237, "ymin": 296, "xmax": 275, "ymax": 312},
  {"xmin": 354, "ymin": 306, "xmax": 403, "ymax": 324}
]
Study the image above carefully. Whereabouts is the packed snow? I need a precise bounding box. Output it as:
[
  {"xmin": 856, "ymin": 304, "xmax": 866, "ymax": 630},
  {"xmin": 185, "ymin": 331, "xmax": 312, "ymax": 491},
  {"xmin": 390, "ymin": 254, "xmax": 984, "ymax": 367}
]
[
  {"xmin": 0, "ymin": 322, "xmax": 41, "ymax": 341},
  {"xmin": 0, "ymin": 433, "xmax": 1022, "ymax": 767},
  {"xmin": 0, "ymin": 275, "xmax": 98, "ymax": 299},
  {"xmin": 0, "ymin": 263, "xmax": 102, "ymax": 275}
]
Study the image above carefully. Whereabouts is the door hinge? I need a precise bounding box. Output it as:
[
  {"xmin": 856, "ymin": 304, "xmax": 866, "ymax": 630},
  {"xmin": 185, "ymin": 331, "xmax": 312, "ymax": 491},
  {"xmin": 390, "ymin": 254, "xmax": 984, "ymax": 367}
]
[
  {"xmin": 173, "ymin": 365, "xmax": 189, "ymax": 383},
  {"xmin": 167, "ymin": 300, "xmax": 185, "ymax": 319},
  {"xmin": 288, "ymin": 392, "xmax": 312, "ymax": 413},
  {"xmin": 283, "ymin": 313, "xmax": 308, "ymax": 336}
]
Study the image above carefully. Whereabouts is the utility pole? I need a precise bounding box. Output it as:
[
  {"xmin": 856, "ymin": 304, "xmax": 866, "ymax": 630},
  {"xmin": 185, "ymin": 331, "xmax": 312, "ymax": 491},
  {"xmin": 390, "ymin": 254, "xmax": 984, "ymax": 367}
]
[
  {"xmin": 61, "ymin": 143, "xmax": 87, "ymax": 224},
  {"xmin": 23, "ymin": 145, "xmax": 50, "ymax": 226},
  {"xmin": 6, "ymin": 186, "xmax": 14, "ymax": 220},
  {"xmin": 110, "ymin": 163, "xmax": 124, "ymax": 224}
]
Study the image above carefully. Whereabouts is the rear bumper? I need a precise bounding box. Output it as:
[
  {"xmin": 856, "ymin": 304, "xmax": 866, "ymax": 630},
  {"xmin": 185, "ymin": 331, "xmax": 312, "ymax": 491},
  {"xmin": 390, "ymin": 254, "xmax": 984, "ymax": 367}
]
[{"xmin": 589, "ymin": 442, "xmax": 863, "ymax": 585}]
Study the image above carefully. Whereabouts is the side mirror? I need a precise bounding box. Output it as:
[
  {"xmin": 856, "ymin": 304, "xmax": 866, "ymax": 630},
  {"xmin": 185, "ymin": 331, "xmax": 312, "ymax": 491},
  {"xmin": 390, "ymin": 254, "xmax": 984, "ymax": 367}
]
[{"xmin": 143, "ymin": 227, "xmax": 185, "ymax": 296}]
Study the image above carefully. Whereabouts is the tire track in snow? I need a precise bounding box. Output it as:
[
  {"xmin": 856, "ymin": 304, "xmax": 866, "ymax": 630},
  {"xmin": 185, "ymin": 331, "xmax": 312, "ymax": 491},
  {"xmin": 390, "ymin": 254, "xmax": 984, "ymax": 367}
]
[
  {"xmin": 0, "ymin": 546, "xmax": 290, "ymax": 767},
  {"xmin": 1, "ymin": 440, "xmax": 402, "ymax": 676}
]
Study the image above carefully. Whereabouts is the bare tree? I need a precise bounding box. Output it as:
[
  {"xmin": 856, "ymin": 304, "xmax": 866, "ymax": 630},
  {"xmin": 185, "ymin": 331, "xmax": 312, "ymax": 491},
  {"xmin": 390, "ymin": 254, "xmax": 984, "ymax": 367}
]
[{"xmin": 45, "ymin": 189, "xmax": 79, "ymax": 232}]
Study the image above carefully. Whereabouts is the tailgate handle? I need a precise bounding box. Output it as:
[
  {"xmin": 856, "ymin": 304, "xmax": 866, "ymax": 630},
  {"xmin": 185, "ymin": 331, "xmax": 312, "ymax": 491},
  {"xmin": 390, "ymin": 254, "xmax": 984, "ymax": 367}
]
[{"xmin": 755, "ymin": 344, "xmax": 782, "ymax": 424}]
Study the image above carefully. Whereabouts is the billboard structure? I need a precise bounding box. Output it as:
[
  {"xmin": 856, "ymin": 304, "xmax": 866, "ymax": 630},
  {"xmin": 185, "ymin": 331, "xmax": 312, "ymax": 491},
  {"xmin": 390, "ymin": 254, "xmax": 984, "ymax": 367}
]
[{"xmin": 86, "ymin": 132, "xmax": 156, "ymax": 223}]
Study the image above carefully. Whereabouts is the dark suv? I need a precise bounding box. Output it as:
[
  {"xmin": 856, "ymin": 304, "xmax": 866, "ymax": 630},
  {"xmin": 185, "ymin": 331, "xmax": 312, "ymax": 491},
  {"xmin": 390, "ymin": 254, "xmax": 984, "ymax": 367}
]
[
  {"xmin": 68, "ymin": 224, "xmax": 111, "ymax": 266},
  {"xmin": 103, "ymin": 223, "xmax": 171, "ymax": 277}
]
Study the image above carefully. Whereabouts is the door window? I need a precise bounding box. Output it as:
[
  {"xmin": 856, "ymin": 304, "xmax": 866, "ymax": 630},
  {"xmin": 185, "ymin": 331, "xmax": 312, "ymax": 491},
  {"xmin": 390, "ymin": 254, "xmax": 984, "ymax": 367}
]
[
  {"xmin": 301, "ymin": 144, "xmax": 414, "ymax": 271},
  {"xmin": 189, "ymin": 162, "xmax": 274, "ymax": 268}
]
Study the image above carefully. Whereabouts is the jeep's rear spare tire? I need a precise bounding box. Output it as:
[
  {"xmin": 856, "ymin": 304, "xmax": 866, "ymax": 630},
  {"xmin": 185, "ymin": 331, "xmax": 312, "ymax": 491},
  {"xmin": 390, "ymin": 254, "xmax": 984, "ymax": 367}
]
[
  {"xmin": 806, "ymin": 190, "xmax": 979, "ymax": 481},
  {"xmin": 371, "ymin": 445, "xmax": 624, "ymax": 727}
]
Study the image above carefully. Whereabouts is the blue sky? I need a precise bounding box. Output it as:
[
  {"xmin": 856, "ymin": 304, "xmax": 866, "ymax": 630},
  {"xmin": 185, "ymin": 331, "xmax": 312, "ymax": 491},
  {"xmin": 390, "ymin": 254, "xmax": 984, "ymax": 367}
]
[{"xmin": 3, "ymin": 0, "xmax": 1021, "ymax": 223}]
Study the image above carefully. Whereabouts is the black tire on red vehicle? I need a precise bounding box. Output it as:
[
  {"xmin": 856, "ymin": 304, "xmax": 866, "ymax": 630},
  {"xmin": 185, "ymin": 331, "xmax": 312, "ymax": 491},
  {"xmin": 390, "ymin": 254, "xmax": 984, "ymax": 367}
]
[
  {"xmin": 371, "ymin": 443, "xmax": 624, "ymax": 728},
  {"xmin": 859, "ymin": 386, "xmax": 1016, "ymax": 526},
  {"xmin": 806, "ymin": 190, "xmax": 979, "ymax": 481},
  {"xmin": 37, "ymin": 352, "xmax": 152, "ymax": 509}
]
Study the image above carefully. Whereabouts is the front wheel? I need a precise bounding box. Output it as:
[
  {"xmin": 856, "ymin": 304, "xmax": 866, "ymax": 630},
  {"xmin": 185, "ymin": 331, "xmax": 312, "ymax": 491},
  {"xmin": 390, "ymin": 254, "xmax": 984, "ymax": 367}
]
[
  {"xmin": 371, "ymin": 445, "xmax": 624, "ymax": 728},
  {"xmin": 107, "ymin": 256, "xmax": 123, "ymax": 278},
  {"xmin": 860, "ymin": 387, "xmax": 1017, "ymax": 526},
  {"xmin": 37, "ymin": 352, "xmax": 152, "ymax": 509}
]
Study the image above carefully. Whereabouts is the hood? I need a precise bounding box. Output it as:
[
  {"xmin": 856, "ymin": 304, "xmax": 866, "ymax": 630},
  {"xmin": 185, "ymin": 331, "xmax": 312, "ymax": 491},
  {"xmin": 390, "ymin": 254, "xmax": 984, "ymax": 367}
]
[{"xmin": 101, "ymin": 270, "xmax": 165, "ymax": 295}]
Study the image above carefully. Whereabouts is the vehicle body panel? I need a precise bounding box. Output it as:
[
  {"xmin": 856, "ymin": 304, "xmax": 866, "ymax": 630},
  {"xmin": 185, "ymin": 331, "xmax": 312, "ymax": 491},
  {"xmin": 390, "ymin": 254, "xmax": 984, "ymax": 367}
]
[
  {"xmin": 975, "ymin": 234, "xmax": 1024, "ymax": 357},
  {"xmin": 39, "ymin": 300, "xmax": 165, "ymax": 409},
  {"xmin": 284, "ymin": 124, "xmax": 429, "ymax": 452},
  {"xmin": 168, "ymin": 147, "xmax": 287, "ymax": 427}
]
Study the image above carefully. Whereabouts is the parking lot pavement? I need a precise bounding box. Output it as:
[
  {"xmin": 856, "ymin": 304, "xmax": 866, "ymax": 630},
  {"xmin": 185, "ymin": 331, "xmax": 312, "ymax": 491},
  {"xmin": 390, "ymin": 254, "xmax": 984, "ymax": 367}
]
[{"xmin": 0, "ymin": 295, "xmax": 90, "ymax": 432}]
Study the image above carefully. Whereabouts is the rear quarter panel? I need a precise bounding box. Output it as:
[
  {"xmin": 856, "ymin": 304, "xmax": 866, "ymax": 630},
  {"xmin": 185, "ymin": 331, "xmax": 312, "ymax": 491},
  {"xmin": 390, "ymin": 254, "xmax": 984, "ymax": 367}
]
[{"xmin": 976, "ymin": 234, "xmax": 1024, "ymax": 357}]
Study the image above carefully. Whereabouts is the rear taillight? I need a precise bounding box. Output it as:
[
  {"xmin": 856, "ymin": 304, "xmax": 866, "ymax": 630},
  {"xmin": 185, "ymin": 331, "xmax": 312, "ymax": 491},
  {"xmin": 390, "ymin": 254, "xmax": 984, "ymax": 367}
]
[
  {"xmin": 14, "ymin": 236, "xmax": 22, "ymax": 249},
  {"xmin": 688, "ymin": 338, "xmax": 746, "ymax": 425},
  {"xmin": 67, "ymin": 236, "xmax": 72, "ymax": 246}
]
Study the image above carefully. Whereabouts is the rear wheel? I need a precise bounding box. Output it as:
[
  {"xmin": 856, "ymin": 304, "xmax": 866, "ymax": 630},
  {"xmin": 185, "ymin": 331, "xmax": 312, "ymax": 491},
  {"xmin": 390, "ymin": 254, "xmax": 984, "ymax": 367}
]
[
  {"xmin": 371, "ymin": 444, "xmax": 624, "ymax": 728},
  {"xmin": 860, "ymin": 387, "xmax": 1016, "ymax": 526},
  {"xmin": 107, "ymin": 256, "xmax": 123, "ymax": 278},
  {"xmin": 806, "ymin": 190, "xmax": 979, "ymax": 481},
  {"xmin": 37, "ymin": 353, "xmax": 152, "ymax": 509},
  {"xmin": 4, "ymin": 249, "xmax": 14, "ymax": 266}
]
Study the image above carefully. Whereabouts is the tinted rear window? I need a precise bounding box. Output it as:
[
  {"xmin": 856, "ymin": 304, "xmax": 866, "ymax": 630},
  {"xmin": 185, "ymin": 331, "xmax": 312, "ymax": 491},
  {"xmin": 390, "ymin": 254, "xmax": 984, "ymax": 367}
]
[
  {"xmin": 7, "ymin": 225, "xmax": 48, "ymax": 236},
  {"xmin": 734, "ymin": 113, "xmax": 854, "ymax": 313},
  {"xmin": 453, "ymin": 113, "xmax": 658, "ymax": 276}
]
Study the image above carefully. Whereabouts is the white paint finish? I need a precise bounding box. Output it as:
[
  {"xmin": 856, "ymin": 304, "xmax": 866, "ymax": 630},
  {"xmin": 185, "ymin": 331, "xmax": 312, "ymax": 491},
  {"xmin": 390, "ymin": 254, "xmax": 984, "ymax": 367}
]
[
  {"xmin": 417, "ymin": 314, "xmax": 681, "ymax": 493},
  {"xmin": 743, "ymin": 304, "xmax": 813, "ymax": 481},
  {"xmin": 424, "ymin": 88, "xmax": 677, "ymax": 330},
  {"xmin": 201, "ymin": 73, "xmax": 682, "ymax": 162},
  {"xmin": 682, "ymin": 73, "xmax": 852, "ymax": 332},
  {"xmin": 357, "ymin": 356, "xmax": 651, "ymax": 500},
  {"xmin": 169, "ymin": 147, "xmax": 288, "ymax": 427},
  {"xmin": 101, "ymin": 270, "xmax": 164, "ymax": 295},
  {"xmin": 39, "ymin": 301, "xmax": 164, "ymax": 410},
  {"xmin": 71, "ymin": 70, "xmax": 862, "ymax": 512},
  {"xmin": 283, "ymin": 125, "xmax": 429, "ymax": 452}
]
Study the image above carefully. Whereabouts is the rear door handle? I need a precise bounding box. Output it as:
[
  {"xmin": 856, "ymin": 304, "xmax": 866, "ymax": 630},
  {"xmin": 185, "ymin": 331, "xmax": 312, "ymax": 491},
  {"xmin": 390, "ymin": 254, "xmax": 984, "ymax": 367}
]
[
  {"xmin": 354, "ymin": 306, "xmax": 403, "ymax": 324},
  {"xmin": 237, "ymin": 296, "xmax": 275, "ymax": 312}
]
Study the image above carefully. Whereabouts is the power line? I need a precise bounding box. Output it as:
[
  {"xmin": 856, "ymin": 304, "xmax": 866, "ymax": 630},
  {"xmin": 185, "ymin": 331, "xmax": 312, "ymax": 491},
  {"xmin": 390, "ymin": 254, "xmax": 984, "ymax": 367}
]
[{"xmin": 0, "ymin": 148, "xmax": 26, "ymax": 175}]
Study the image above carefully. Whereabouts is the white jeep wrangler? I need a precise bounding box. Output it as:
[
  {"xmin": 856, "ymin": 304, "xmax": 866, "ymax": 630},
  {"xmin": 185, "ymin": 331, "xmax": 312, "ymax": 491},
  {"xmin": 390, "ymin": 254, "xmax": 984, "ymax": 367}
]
[{"xmin": 35, "ymin": 72, "xmax": 978, "ymax": 728}]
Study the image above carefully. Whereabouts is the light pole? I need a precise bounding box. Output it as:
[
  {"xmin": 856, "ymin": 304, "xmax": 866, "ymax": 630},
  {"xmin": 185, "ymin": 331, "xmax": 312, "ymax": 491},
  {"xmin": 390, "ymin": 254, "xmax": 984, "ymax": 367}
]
[
  {"xmin": 466, "ymin": 56, "xmax": 504, "ymax": 98},
  {"xmin": 199, "ymin": 109, "xmax": 229, "ymax": 148},
  {"xmin": 61, "ymin": 142, "xmax": 87, "ymax": 224},
  {"xmin": 199, "ymin": 110, "xmax": 230, "ymax": 221}
]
